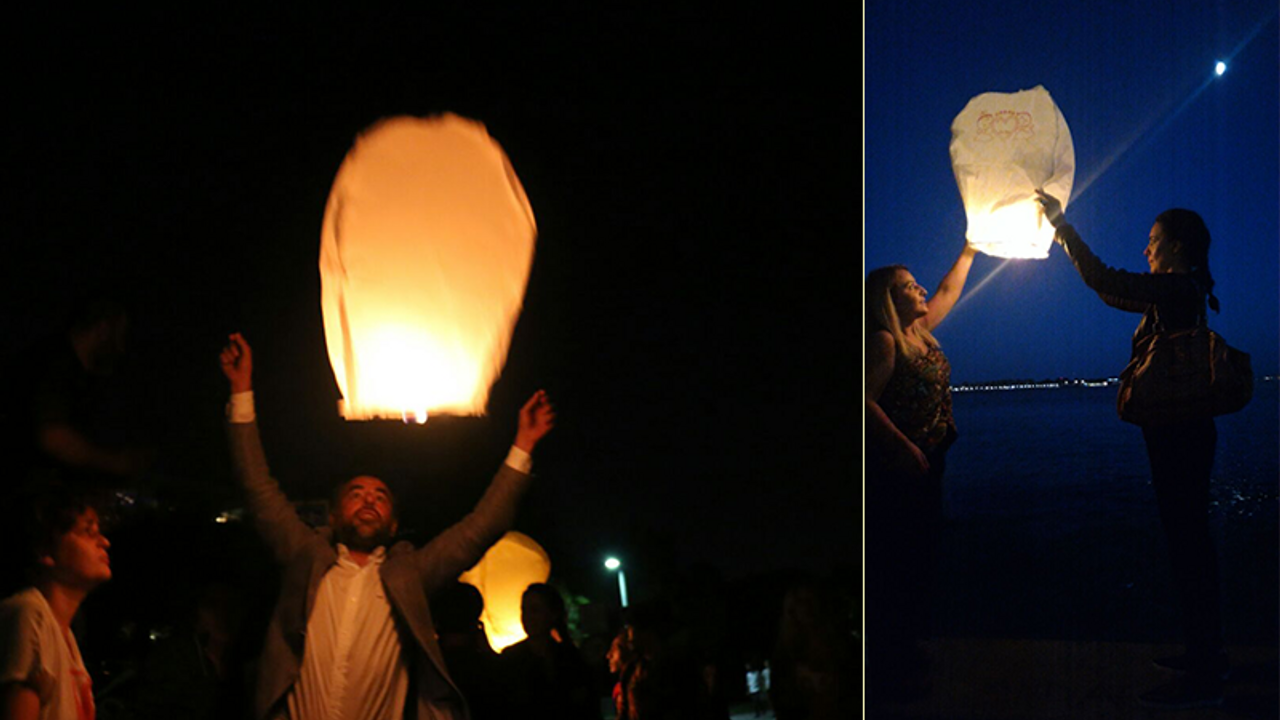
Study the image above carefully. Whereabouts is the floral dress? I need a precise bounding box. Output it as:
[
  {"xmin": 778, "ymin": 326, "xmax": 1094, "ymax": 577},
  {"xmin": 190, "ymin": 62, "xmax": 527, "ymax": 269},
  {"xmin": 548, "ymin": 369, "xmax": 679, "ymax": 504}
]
[{"xmin": 880, "ymin": 344, "xmax": 955, "ymax": 454}]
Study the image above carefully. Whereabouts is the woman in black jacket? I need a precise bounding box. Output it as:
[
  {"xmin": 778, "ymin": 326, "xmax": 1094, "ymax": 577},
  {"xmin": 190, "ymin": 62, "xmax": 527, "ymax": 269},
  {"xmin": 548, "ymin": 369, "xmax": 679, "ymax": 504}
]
[{"xmin": 1037, "ymin": 190, "xmax": 1227, "ymax": 710}]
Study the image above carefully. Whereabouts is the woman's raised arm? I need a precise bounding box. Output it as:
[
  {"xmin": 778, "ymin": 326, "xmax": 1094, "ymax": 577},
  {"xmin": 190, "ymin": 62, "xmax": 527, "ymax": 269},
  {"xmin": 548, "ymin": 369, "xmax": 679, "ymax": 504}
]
[{"xmin": 924, "ymin": 244, "xmax": 977, "ymax": 331}]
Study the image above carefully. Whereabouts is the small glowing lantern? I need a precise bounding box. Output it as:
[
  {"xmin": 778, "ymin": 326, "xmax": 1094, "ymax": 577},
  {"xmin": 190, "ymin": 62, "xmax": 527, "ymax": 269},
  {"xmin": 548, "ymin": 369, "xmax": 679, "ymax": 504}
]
[
  {"xmin": 950, "ymin": 85, "xmax": 1075, "ymax": 259},
  {"xmin": 320, "ymin": 114, "xmax": 537, "ymax": 420},
  {"xmin": 458, "ymin": 531, "xmax": 551, "ymax": 651}
]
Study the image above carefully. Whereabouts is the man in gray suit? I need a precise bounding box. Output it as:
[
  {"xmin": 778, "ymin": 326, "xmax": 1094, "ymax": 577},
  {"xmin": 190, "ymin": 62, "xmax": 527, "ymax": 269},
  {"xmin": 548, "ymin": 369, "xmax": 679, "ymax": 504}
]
[{"xmin": 219, "ymin": 333, "xmax": 555, "ymax": 720}]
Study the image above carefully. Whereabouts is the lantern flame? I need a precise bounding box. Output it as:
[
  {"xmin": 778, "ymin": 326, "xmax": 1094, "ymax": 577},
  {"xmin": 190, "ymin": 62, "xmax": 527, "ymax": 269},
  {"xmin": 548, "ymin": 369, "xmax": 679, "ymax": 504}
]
[{"xmin": 964, "ymin": 197, "xmax": 1057, "ymax": 259}]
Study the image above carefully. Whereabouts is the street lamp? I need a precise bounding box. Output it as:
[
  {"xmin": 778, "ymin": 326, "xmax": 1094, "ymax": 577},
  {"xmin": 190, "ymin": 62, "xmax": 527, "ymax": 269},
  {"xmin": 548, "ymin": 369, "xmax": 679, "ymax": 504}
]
[{"xmin": 604, "ymin": 556, "xmax": 629, "ymax": 608}]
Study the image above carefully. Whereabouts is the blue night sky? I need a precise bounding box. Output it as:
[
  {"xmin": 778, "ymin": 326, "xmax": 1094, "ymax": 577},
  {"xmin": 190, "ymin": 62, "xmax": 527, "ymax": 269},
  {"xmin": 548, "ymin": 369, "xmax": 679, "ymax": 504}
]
[{"xmin": 865, "ymin": 1, "xmax": 1279, "ymax": 383}]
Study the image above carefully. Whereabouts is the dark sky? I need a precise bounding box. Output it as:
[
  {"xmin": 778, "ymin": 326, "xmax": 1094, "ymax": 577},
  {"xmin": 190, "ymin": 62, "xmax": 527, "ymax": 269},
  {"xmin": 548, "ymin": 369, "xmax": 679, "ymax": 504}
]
[
  {"xmin": 865, "ymin": 1, "xmax": 1279, "ymax": 383},
  {"xmin": 3, "ymin": 9, "xmax": 855, "ymax": 596}
]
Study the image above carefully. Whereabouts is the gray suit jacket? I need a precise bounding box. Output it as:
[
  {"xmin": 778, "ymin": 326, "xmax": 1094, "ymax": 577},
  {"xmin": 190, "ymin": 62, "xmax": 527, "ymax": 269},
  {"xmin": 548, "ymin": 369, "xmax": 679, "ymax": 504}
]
[{"xmin": 228, "ymin": 420, "xmax": 532, "ymax": 720}]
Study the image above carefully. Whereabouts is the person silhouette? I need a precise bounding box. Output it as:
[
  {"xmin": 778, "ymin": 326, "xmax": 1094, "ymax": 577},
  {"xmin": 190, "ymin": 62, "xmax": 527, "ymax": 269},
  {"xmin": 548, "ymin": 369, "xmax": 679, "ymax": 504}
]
[
  {"xmin": 219, "ymin": 332, "xmax": 555, "ymax": 720},
  {"xmin": 1038, "ymin": 190, "xmax": 1230, "ymax": 710},
  {"xmin": 864, "ymin": 242, "xmax": 976, "ymax": 701}
]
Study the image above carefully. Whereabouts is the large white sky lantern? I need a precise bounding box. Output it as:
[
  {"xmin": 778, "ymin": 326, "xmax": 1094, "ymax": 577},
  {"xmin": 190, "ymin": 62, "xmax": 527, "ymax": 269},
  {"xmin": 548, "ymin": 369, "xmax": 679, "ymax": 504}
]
[
  {"xmin": 320, "ymin": 114, "xmax": 537, "ymax": 421},
  {"xmin": 950, "ymin": 85, "xmax": 1075, "ymax": 259},
  {"xmin": 458, "ymin": 531, "xmax": 551, "ymax": 651}
]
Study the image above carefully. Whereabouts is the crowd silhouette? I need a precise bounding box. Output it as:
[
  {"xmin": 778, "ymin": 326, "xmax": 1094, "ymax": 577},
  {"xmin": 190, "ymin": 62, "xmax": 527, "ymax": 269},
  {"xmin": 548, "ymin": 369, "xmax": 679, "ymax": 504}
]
[{"xmin": 0, "ymin": 313, "xmax": 856, "ymax": 719}]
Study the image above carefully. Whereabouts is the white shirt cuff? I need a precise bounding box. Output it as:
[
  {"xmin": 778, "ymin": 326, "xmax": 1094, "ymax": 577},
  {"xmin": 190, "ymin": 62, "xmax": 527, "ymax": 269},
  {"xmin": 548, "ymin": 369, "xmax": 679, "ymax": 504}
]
[
  {"xmin": 504, "ymin": 445, "xmax": 533, "ymax": 474},
  {"xmin": 227, "ymin": 391, "xmax": 256, "ymax": 424}
]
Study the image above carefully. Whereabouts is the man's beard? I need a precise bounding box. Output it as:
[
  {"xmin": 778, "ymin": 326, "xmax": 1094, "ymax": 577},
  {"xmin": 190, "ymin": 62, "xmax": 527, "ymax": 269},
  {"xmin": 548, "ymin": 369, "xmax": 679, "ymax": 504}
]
[{"xmin": 335, "ymin": 520, "xmax": 394, "ymax": 552}]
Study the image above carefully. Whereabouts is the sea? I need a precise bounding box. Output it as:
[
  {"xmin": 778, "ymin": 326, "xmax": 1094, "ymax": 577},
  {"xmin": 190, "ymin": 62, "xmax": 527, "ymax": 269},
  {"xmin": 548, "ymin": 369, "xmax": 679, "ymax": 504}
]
[{"xmin": 934, "ymin": 378, "xmax": 1279, "ymax": 646}]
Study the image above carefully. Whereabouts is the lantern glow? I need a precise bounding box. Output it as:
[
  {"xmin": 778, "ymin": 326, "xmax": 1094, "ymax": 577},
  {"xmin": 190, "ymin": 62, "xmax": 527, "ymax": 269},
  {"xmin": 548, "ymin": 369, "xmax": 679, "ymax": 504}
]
[
  {"xmin": 950, "ymin": 85, "xmax": 1075, "ymax": 259},
  {"xmin": 320, "ymin": 114, "xmax": 536, "ymax": 420},
  {"xmin": 458, "ymin": 531, "xmax": 551, "ymax": 652}
]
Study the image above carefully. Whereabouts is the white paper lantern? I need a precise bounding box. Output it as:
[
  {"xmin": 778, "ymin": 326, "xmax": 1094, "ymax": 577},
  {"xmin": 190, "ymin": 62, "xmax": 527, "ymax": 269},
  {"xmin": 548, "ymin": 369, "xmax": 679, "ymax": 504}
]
[
  {"xmin": 458, "ymin": 531, "xmax": 551, "ymax": 651},
  {"xmin": 950, "ymin": 85, "xmax": 1075, "ymax": 259},
  {"xmin": 320, "ymin": 114, "xmax": 536, "ymax": 421}
]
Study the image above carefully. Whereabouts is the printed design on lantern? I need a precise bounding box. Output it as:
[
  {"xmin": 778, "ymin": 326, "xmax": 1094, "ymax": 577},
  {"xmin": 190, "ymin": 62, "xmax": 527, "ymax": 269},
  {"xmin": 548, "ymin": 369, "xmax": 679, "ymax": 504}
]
[{"xmin": 975, "ymin": 111, "xmax": 1035, "ymax": 141}]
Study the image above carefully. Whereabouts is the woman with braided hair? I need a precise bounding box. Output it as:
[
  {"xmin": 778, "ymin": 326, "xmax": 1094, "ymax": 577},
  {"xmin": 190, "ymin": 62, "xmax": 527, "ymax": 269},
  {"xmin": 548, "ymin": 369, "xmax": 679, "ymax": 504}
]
[{"xmin": 1038, "ymin": 190, "xmax": 1228, "ymax": 710}]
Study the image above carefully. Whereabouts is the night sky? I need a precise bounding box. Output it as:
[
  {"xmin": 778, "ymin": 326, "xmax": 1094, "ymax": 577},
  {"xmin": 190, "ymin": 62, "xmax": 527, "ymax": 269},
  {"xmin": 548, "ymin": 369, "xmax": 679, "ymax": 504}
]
[
  {"xmin": 3, "ymin": 9, "xmax": 855, "ymax": 602},
  {"xmin": 866, "ymin": 1, "xmax": 1279, "ymax": 383}
]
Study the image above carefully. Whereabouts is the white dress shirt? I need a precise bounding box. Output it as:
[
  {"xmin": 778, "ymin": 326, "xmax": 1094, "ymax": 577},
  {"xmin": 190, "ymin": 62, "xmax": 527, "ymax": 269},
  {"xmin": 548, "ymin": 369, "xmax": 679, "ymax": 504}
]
[{"xmin": 283, "ymin": 545, "xmax": 407, "ymax": 720}]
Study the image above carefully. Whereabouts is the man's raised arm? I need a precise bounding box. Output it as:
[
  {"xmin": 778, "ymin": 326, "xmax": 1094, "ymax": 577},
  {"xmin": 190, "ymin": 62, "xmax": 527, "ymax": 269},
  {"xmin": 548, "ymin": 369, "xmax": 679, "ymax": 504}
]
[
  {"xmin": 221, "ymin": 333, "xmax": 315, "ymax": 562},
  {"xmin": 412, "ymin": 389, "xmax": 556, "ymax": 587}
]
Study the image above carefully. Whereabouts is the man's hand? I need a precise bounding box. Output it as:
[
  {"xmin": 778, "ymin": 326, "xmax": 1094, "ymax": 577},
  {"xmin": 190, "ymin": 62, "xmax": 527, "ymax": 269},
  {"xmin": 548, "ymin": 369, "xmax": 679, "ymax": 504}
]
[
  {"xmin": 514, "ymin": 390, "xmax": 555, "ymax": 453},
  {"xmin": 220, "ymin": 333, "xmax": 253, "ymax": 394}
]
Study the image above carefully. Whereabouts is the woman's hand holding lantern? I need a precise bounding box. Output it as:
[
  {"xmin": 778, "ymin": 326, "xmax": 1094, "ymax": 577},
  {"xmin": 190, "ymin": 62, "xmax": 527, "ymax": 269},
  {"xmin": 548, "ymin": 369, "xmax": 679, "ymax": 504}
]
[{"xmin": 1035, "ymin": 188, "xmax": 1065, "ymax": 229}]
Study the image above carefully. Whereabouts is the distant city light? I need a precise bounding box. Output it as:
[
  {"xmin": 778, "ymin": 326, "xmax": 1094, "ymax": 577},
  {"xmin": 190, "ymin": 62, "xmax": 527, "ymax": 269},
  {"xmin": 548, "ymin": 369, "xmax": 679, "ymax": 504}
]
[
  {"xmin": 951, "ymin": 377, "xmax": 1119, "ymax": 392},
  {"xmin": 1215, "ymin": 61, "xmax": 1227, "ymax": 76}
]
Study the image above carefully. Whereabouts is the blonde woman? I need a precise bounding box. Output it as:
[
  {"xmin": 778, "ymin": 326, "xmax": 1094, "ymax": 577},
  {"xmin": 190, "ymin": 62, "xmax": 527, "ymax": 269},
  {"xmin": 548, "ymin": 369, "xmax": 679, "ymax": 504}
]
[{"xmin": 865, "ymin": 243, "xmax": 975, "ymax": 702}]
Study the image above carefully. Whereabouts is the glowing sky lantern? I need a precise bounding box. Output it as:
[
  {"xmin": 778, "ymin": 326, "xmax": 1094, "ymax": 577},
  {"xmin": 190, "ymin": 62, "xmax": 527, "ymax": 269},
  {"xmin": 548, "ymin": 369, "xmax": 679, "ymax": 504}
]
[
  {"xmin": 458, "ymin": 531, "xmax": 551, "ymax": 651},
  {"xmin": 320, "ymin": 114, "xmax": 536, "ymax": 421},
  {"xmin": 950, "ymin": 85, "xmax": 1075, "ymax": 259}
]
